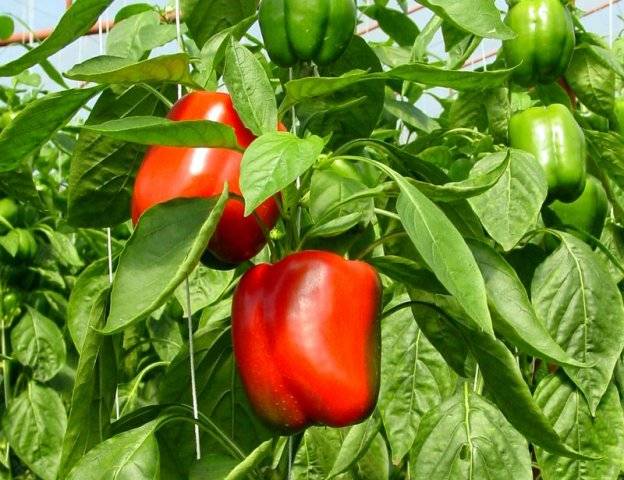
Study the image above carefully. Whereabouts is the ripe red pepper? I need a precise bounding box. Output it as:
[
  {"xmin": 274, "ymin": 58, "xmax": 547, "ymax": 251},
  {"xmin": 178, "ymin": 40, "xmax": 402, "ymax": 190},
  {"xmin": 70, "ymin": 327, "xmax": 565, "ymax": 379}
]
[
  {"xmin": 232, "ymin": 250, "xmax": 382, "ymax": 431},
  {"xmin": 131, "ymin": 91, "xmax": 280, "ymax": 265}
]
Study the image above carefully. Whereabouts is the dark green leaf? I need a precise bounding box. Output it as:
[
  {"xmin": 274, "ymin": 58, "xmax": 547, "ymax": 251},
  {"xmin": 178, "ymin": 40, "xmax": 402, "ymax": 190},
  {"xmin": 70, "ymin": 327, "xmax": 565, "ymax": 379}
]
[
  {"xmin": 0, "ymin": 86, "xmax": 102, "ymax": 172},
  {"xmin": 106, "ymin": 193, "xmax": 228, "ymax": 333}
]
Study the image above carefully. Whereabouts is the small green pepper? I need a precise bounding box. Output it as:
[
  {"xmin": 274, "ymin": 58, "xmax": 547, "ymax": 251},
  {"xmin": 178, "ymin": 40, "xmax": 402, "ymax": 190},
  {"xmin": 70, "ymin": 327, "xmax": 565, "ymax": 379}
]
[
  {"xmin": 259, "ymin": 0, "xmax": 357, "ymax": 67},
  {"xmin": 509, "ymin": 104, "xmax": 587, "ymax": 202}
]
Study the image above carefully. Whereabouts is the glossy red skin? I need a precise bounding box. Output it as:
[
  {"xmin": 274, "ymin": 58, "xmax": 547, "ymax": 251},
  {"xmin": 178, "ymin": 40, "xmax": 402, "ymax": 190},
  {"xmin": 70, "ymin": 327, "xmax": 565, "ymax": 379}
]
[
  {"xmin": 131, "ymin": 91, "xmax": 280, "ymax": 264},
  {"xmin": 232, "ymin": 250, "xmax": 382, "ymax": 432}
]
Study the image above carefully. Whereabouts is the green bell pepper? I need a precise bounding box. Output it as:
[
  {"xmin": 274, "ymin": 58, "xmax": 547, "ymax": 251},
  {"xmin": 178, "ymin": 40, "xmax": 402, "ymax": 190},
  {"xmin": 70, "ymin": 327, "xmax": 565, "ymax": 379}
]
[
  {"xmin": 544, "ymin": 174, "xmax": 608, "ymax": 242},
  {"xmin": 503, "ymin": 0, "xmax": 575, "ymax": 87},
  {"xmin": 259, "ymin": 0, "xmax": 357, "ymax": 67},
  {"xmin": 510, "ymin": 104, "xmax": 587, "ymax": 202}
]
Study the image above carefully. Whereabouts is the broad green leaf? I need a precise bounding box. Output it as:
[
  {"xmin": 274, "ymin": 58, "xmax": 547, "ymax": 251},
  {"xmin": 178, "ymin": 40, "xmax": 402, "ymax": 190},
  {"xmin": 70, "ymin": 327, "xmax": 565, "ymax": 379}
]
[
  {"xmin": 531, "ymin": 233, "xmax": 624, "ymax": 415},
  {"xmin": 181, "ymin": 0, "xmax": 257, "ymax": 48},
  {"xmin": 66, "ymin": 53, "xmax": 198, "ymax": 87},
  {"xmin": 189, "ymin": 454, "xmax": 240, "ymax": 480},
  {"xmin": 375, "ymin": 162, "xmax": 493, "ymax": 334},
  {"xmin": 66, "ymin": 420, "xmax": 160, "ymax": 480},
  {"xmin": 37, "ymin": 225, "xmax": 84, "ymax": 268},
  {"xmin": 300, "ymin": 37, "xmax": 386, "ymax": 148},
  {"xmin": 469, "ymin": 149, "xmax": 548, "ymax": 250},
  {"xmin": 307, "ymin": 168, "xmax": 374, "ymax": 239},
  {"xmin": 223, "ymin": 440, "xmax": 273, "ymax": 480},
  {"xmin": 465, "ymin": 327, "xmax": 588, "ymax": 457},
  {"xmin": 10, "ymin": 308, "xmax": 66, "ymax": 382},
  {"xmin": 0, "ymin": 86, "xmax": 102, "ymax": 172},
  {"xmin": 409, "ymin": 385, "xmax": 531, "ymax": 480},
  {"xmin": 114, "ymin": 3, "xmax": 155, "ymax": 22},
  {"xmin": 173, "ymin": 264, "xmax": 234, "ymax": 316},
  {"xmin": 535, "ymin": 374, "xmax": 624, "ymax": 480},
  {"xmin": 240, "ymin": 132, "xmax": 325, "ymax": 216},
  {"xmin": 0, "ymin": 0, "xmax": 113, "ymax": 77},
  {"xmin": 419, "ymin": 0, "xmax": 514, "ymax": 39},
  {"xmin": 3, "ymin": 382, "xmax": 67, "ymax": 480},
  {"xmin": 385, "ymin": 98, "xmax": 439, "ymax": 133},
  {"xmin": 223, "ymin": 39, "xmax": 277, "ymax": 136},
  {"xmin": 282, "ymin": 65, "xmax": 514, "ymax": 112},
  {"xmin": 292, "ymin": 427, "xmax": 387, "ymax": 480},
  {"xmin": 193, "ymin": 16, "xmax": 256, "ymax": 89},
  {"xmin": 370, "ymin": 256, "xmax": 446, "ymax": 294},
  {"xmin": 362, "ymin": 5, "xmax": 419, "ymax": 47},
  {"xmin": 68, "ymin": 86, "xmax": 166, "ymax": 228},
  {"xmin": 328, "ymin": 414, "xmax": 382, "ymax": 478},
  {"xmin": 414, "ymin": 149, "xmax": 510, "ymax": 201},
  {"xmin": 565, "ymin": 45, "xmax": 615, "ymax": 119},
  {"xmin": 106, "ymin": 10, "xmax": 181, "ymax": 60},
  {"xmin": 468, "ymin": 239, "xmax": 586, "ymax": 368},
  {"xmin": 106, "ymin": 194, "xmax": 228, "ymax": 333},
  {"xmin": 60, "ymin": 285, "xmax": 117, "ymax": 477},
  {"xmin": 378, "ymin": 299, "xmax": 456, "ymax": 462},
  {"xmin": 83, "ymin": 116, "xmax": 240, "ymax": 148},
  {"xmin": 67, "ymin": 258, "xmax": 110, "ymax": 352}
]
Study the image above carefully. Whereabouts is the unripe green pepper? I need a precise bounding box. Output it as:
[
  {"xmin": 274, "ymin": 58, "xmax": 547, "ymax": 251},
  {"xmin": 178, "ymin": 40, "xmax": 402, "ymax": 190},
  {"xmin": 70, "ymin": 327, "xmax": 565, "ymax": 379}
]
[
  {"xmin": 503, "ymin": 0, "xmax": 575, "ymax": 86},
  {"xmin": 0, "ymin": 198, "xmax": 18, "ymax": 233},
  {"xmin": 544, "ymin": 175, "xmax": 608, "ymax": 242},
  {"xmin": 509, "ymin": 104, "xmax": 587, "ymax": 202},
  {"xmin": 259, "ymin": 0, "xmax": 357, "ymax": 67}
]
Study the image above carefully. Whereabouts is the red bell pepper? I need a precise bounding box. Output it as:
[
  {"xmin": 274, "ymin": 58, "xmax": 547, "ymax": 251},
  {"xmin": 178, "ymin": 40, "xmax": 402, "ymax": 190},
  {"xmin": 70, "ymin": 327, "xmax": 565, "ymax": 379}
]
[
  {"xmin": 232, "ymin": 250, "xmax": 382, "ymax": 431},
  {"xmin": 131, "ymin": 91, "xmax": 280, "ymax": 266}
]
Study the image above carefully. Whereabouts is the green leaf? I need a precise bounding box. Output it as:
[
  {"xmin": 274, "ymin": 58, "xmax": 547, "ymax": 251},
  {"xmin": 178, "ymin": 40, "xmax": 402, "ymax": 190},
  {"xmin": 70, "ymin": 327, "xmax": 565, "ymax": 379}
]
[
  {"xmin": 223, "ymin": 39, "xmax": 277, "ymax": 136},
  {"xmin": 361, "ymin": 5, "xmax": 419, "ymax": 47},
  {"xmin": 0, "ymin": 16, "xmax": 14, "ymax": 40},
  {"xmin": 37, "ymin": 225, "xmax": 84, "ymax": 268},
  {"xmin": 409, "ymin": 384, "xmax": 531, "ymax": 480},
  {"xmin": 10, "ymin": 308, "xmax": 66, "ymax": 382},
  {"xmin": 106, "ymin": 193, "xmax": 228, "ymax": 334},
  {"xmin": 299, "ymin": 36, "xmax": 385, "ymax": 148},
  {"xmin": 3, "ymin": 382, "xmax": 67, "ymax": 480},
  {"xmin": 173, "ymin": 264, "xmax": 234, "ymax": 316},
  {"xmin": 468, "ymin": 239, "xmax": 587, "ymax": 368},
  {"xmin": 66, "ymin": 53, "xmax": 198, "ymax": 87},
  {"xmin": 106, "ymin": 10, "xmax": 182, "ymax": 60},
  {"xmin": 181, "ymin": 0, "xmax": 257, "ymax": 48},
  {"xmin": 83, "ymin": 116, "xmax": 240, "ymax": 148},
  {"xmin": 60, "ymin": 278, "xmax": 116, "ymax": 477},
  {"xmin": 376, "ymin": 162, "xmax": 493, "ymax": 334},
  {"xmin": 378, "ymin": 298, "xmax": 457, "ymax": 462},
  {"xmin": 67, "ymin": 258, "xmax": 111, "ymax": 353},
  {"xmin": 414, "ymin": 149, "xmax": 510, "ymax": 201},
  {"xmin": 535, "ymin": 374, "xmax": 624, "ymax": 480},
  {"xmin": 565, "ymin": 45, "xmax": 615, "ymax": 119},
  {"xmin": 223, "ymin": 440, "xmax": 273, "ymax": 480},
  {"xmin": 469, "ymin": 149, "xmax": 548, "ymax": 250},
  {"xmin": 384, "ymin": 98, "xmax": 439, "ymax": 133},
  {"xmin": 0, "ymin": 0, "xmax": 113, "ymax": 77},
  {"xmin": 418, "ymin": 0, "xmax": 515, "ymax": 39},
  {"xmin": 531, "ymin": 233, "xmax": 624, "ymax": 414},
  {"xmin": 464, "ymin": 327, "xmax": 589, "ymax": 458},
  {"xmin": 0, "ymin": 86, "xmax": 102, "ymax": 172},
  {"xmin": 328, "ymin": 414, "xmax": 382, "ymax": 478},
  {"xmin": 282, "ymin": 65, "xmax": 514, "ymax": 112},
  {"xmin": 66, "ymin": 420, "xmax": 160, "ymax": 480},
  {"xmin": 240, "ymin": 132, "xmax": 324, "ymax": 216},
  {"xmin": 67, "ymin": 86, "xmax": 166, "ymax": 228}
]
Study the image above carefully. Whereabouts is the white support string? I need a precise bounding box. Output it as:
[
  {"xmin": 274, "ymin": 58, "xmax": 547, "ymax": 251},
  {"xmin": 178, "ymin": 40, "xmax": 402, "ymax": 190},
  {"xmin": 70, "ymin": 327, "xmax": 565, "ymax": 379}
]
[
  {"xmin": 481, "ymin": 42, "xmax": 488, "ymax": 72},
  {"xmin": 27, "ymin": 0, "xmax": 35, "ymax": 45},
  {"xmin": 174, "ymin": 0, "xmax": 201, "ymax": 460},
  {"xmin": 609, "ymin": 0, "xmax": 614, "ymax": 48}
]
